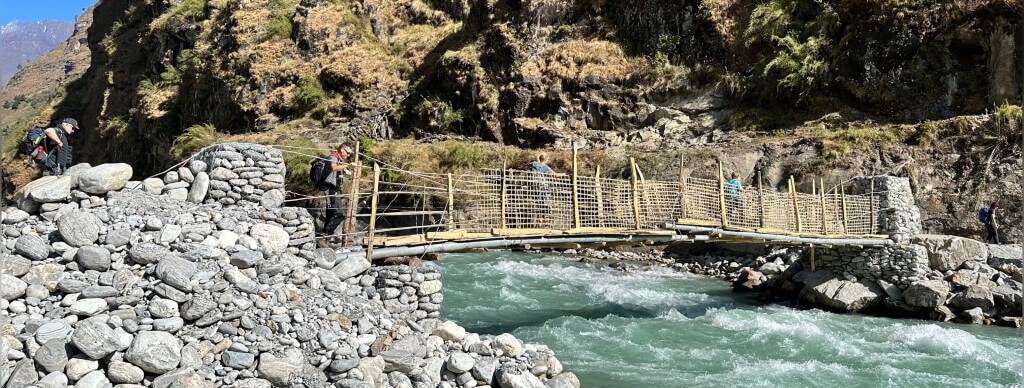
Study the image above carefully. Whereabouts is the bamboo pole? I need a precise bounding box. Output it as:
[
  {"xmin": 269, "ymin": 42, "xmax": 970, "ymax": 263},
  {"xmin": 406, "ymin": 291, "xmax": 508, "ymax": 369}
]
[
  {"xmin": 572, "ymin": 147, "xmax": 581, "ymax": 229},
  {"xmin": 757, "ymin": 170, "xmax": 765, "ymax": 229},
  {"xmin": 501, "ymin": 161, "xmax": 508, "ymax": 229},
  {"xmin": 342, "ymin": 142, "xmax": 362, "ymax": 246},
  {"xmin": 790, "ymin": 176, "xmax": 802, "ymax": 232},
  {"xmin": 840, "ymin": 182, "xmax": 849, "ymax": 233},
  {"xmin": 638, "ymin": 166, "xmax": 653, "ymax": 227},
  {"xmin": 718, "ymin": 160, "xmax": 728, "ymax": 228},
  {"xmin": 820, "ymin": 177, "xmax": 828, "ymax": 234},
  {"xmin": 869, "ymin": 179, "xmax": 877, "ymax": 233},
  {"xmin": 447, "ymin": 173, "xmax": 455, "ymax": 231},
  {"xmin": 366, "ymin": 163, "xmax": 381, "ymax": 260},
  {"xmin": 595, "ymin": 166, "xmax": 604, "ymax": 228},
  {"xmin": 630, "ymin": 157, "xmax": 641, "ymax": 230},
  {"xmin": 678, "ymin": 153, "xmax": 687, "ymax": 219},
  {"xmin": 812, "ymin": 179, "xmax": 816, "ymax": 196}
]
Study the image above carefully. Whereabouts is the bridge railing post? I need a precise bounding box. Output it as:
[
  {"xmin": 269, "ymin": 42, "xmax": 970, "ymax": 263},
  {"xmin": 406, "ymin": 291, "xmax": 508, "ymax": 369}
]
[
  {"xmin": 630, "ymin": 157, "xmax": 641, "ymax": 230},
  {"xmin": 869, "ymin": 179, "xmax": 877, "ymax": 234},
  {"xmin": 572, "ymin": 146, "xmax": 581, "ymax": 229},
  {"xmin": 595, "ymin": 166, "xmax": 604, "ymax": 228},
  {"xmin": 789, "ymin": 176, "xmax": 802, "ymax": 232},
  {"xmin": 840, "ymin": 181, "xmax": 849, "ymax": 234},
  {"xmin": 366, "ymin": 163, "xmax": 380, "ymax": 261},
  {"xmin": 757, "ymin": 170, "xmax": 765, "ymax": 229},
  {"xmin": 718, "ymin": 160, "xmax": 729, "ymax": 228},
  {"xmin": 820, "ymin": 177, "xmax": 828, "ymax": 235},
  {"xmin": 678, "ymin": 153, "xmax": 687, "ymax": 220},
  {"xmin": 343, "ymin": 142, "xmax": 361, "ymax": 246},
  {"xmin": 447, "ymin": 173, "xmax": 455, "ymax": 231},
  {"xmin": 501, "ymin": 161, "xmax": 508, "ymax": 229}
]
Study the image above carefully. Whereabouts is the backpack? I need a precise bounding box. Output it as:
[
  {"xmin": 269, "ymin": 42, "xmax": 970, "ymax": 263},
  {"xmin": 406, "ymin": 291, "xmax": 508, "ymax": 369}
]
[
  {"xmin": 309, "ymin": 155, "xmax": 332, "ymax": 190},
  {"xmin": 21, "ymin": 127, "xmax": 46, "ymax": 156},
  {"xmin": 978, "ymin": 208, "xmax": 991, "ymax": 224}
]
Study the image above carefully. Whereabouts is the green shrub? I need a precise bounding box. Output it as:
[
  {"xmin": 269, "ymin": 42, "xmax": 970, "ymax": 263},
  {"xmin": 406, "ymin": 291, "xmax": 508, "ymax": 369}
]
[
  {"xmin": 170, "ymin": 124, "xmax": 216, "ymax": 160},
  {"xmin": 994, "ymin": 102, "xmax": 1023, "ymax": 140},
  {"xmin": 151, "ymin": 0, "xmax": 207, "ymax": 31},
  {"xmin": 264, "ymin": 0, "xmax": 297, "ymax": 40},
  {"xmin": 431, "ymin": 141, "xmax": 496, "ymax": 171},
  {"xmin": 292, "ymin": 76, "xmax": 326, "ymax": 114}
]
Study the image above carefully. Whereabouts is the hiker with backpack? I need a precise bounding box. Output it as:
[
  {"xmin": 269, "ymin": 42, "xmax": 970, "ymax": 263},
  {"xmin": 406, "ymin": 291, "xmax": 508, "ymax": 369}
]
[
  {"xmin": 310, "ymin": 144, "xmax": 354, "ymax": 232},
  {"xmin": 979, "ymin": 202, "xmax": 1001, "ymax": 244},
  {"xmin": 724, "ymin": 172, "xmax": 744, "ymax": 223},
  {"xmin": 24, "ymin": 118, "xmax": 78, "ymax": 176}
]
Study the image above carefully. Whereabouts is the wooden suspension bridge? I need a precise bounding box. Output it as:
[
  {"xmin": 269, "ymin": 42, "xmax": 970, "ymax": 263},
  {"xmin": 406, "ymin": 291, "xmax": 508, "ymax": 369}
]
[{"xmin": 274, "ymin": 145, "xmax": 895, "ymax": 263}]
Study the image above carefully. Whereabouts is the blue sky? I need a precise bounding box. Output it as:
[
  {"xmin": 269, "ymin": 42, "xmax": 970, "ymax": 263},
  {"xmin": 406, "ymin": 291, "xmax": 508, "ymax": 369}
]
[{"xmin": 0, "ymin": 0, "xmax": 96, "ymax": 26}]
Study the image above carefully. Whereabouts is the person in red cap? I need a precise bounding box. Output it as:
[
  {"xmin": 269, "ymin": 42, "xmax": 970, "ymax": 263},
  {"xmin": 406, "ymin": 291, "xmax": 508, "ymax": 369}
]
[{"xmin": 42, "ymin": 118, "xmax": 78, "ymax": 176}]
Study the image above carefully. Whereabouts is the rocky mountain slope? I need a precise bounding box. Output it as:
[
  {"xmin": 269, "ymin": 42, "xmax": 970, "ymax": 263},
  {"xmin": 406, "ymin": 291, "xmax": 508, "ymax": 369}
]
[
  {"xmin": 0, "ymin": 0, "xmax": 1021, "ymax": 241},
  {"xmin": 0, "ymin": 20, "xmax": 74, "ymax": 88}
]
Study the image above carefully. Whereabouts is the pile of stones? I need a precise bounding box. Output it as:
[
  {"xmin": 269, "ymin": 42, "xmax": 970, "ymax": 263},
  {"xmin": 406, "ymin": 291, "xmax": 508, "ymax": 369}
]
[{"xmin": 1, "ymin": 144, "xmax": 577, "ymax": 388}]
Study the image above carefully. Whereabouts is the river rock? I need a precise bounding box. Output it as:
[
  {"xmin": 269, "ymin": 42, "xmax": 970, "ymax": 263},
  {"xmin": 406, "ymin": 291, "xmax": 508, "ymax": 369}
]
[
  {"xmin": 76, "ymin": 245, "xmax": 112, "ymax": 271},
  {"xmin": 108, "ymin": 360, "xmax": 145, "ymax": 384},
  {"xmin": 37, "ymin": 371, "xmax": 69, "ymax": 388},
  {"xmin": 446, "ymin": 352, "xmax": 475, "ymax": 374},
  {"xmin": 433, "ymin": 321, "xmax": 467, "ymax": 341},
  {"xmin": 78, "ymin": 163, "xmax": 133, "ymax": 195},
  {"xmin": 546, "ymin": 372, "xmax": 581, "ymax": 388},
  {"xmin": 799, "ymin": 278, "xmax": 883, "ymax": 313},
  {"xmin": 23, "ymin": 263, "xmax": 64, "ymax": 291},
  {"xmin": 129, "ymin": 242, "xmax": 170, "ymax": 265},
  {"xmin": 380, "ymin": 350, "xmax": 423, "ymax": 373},
  {"xmin": 36, "ymin": 319, "xmax": 72, "ymax": 343},
  {"xmin": 949, "ymin": 285, "xmax": 995, "ymax": 311},
  {"xmin": 29, "ymin": 176, "xmax": 73, "ymax": 203},
  {"xmin": 223, "ymin": 350, "xmax": 256, "ymax": 369},
  {"xmin": 155, "ymin": 255, "xmax": 197, "ymax": 292},
  {"xmin": 187, "ymin": 172, "xmax": 210, "ymax": 203},
  {"xmin": 913, "ymin": 234, "xmax": 988, "ymax": 272},
  {"xmin": 257, "ymin": 348, "xmax": 304, "ymax": 386},
  {"xmin": 495, "ymin": 365, "xmax": 545, "ymax": 388},
  {"xmin": 66, "ymin": 358, "xmax": 100, "ymax": 381},
  {"xmin": 35, "ymin": 339, "xmax": 69, "ymax": 373},
  {"xmin": 57, "ymin": 211, "xmax": 101, "ymax": 247},
  {"xmin": 493, "ymin": 333, "xmax": 525, "ymax": 357},
  {"xmin": 0, "ymin": 255, "xmax": 31, "ymax": 276},
  {"xmin": 472, "ymin": 357, "xmax": 499, "ymax": 384},
  {"xmin": 142, "ymin": 178, "xmax": 165, "ymax": 195},
  {"xmin": 250, "ymin": 224, "xmax": 289, "ymax": 255},
  {"xmin": 15, "ymin": 234, "xmax": 49, "ymax": 261},
  {"xmin": 76, "ymin": 370, "xmax": 112, "ymax": 388},
  {"xmin": 261, "ymin": 189, "xmax": 285, "ymax": 210},
  {"xmin": 70, "ymin": 298, "xmax": 109, "ymax": 315},
  {"xmin": 7, "ymin": 359, "xmax": 39, "ymax": 387},
  {"xmin": 903, "ymin": 280, "xmax": 950, "ymax": 308},
  {"xmin": 71, "ymin": 317, "xmax": 121, "ymax": 359},
  {"xmin": 333, "ymin": 257, "xmax": 371, "ymax": 281},
  {"xmin": 0, "ymin": 274, "xmax": 27, "ymax": 300},
  {"xmin": 125, "ymin": 331, "xmax": 182, "ymax": 374}
]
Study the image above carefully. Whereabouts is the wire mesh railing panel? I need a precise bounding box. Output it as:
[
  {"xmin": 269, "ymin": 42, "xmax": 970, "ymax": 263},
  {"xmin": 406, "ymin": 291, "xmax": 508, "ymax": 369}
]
[{"xmin": 682, "ymin": 177, "xmax": 724, "ymax": 227}]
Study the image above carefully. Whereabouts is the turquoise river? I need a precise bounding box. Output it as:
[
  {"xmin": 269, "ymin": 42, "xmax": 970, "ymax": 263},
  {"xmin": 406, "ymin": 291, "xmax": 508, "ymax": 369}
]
[{"xmin": 431, "ymin": 252, "xmax": 1023, "ymax": 387}]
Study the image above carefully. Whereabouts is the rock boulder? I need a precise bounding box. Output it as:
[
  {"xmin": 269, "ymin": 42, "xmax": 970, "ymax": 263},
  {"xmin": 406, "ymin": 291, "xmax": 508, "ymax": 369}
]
[{"xmin": 78, "ymin": 163, "xmax": 133, "ymax": 195}]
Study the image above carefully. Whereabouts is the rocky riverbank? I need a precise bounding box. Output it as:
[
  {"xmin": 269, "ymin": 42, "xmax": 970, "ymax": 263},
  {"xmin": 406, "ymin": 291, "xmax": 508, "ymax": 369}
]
[
  {"xmin": 1, "ymin": 145, "xmax": 577, "ymax": 388},
  {"xmin": 576, "ymin": 241, "xmax": 1023, "ymax": 327}
]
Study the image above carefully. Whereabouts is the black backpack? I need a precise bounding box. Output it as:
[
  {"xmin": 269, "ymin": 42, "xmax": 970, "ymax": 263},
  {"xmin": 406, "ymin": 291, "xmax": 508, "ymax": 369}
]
[
  {"xmin": 309, "ymin": 155, "xmax": 332, "ymax": 190},
  {"xmin": 21, "ymin": 127, "xmax": 46, "ymax": 156}
]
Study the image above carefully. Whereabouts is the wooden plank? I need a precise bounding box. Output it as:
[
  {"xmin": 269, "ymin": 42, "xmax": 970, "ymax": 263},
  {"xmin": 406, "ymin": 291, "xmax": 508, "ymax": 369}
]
[
  {"xmin": 623, "ymin": 229, "xmax": 677, "ymax": 236},
  {"xmin": 718, "ymin": 160, "xmax": 728, "ymax": 228},
  {"xmin": 446, "ymin": 173, "xmax": 455, "ymax": 230},
  {"xmin": 789, "ymin": 176, "xmax": 802, "ymax": 232},
  {"xmin": 426, "ymin": 230, "xmax": 493, "ymax": 240},
  {"xmin": 366, "ymin": 164, "xmax": 381, "ymax": 259},
  {"xmin": 492, "ymin": 228, "xmax": 565, "ymax": 236},
  {"xmin": 637, "ymin": 166, "xmax": 653, "ymax": 228},
  {"xmin": 595, "ymin": 166, "xmax": 604, "ymax": 228},
  {"xmin": 368, "ymin": 235, "xmax": 428, "ymax": 247},
  {"xmin": 630, "ymin": 157, "xmax": 641, "ymax": 230},
  {"xmin": 810, "ymin": 243, "xmax": 816, "ymax": 272},
  {"xmin": 501, "ymin": 162, "xmax": 508, "ymax": 229},
  {"xmin": 342, "ymin": 142, "xmax": 362, "ymax": 246},
  {"xmin": 676, "ymin": 218, "xmax": 723, "ymax": 227},
  {"xmin": 572, "ymin": 146, "xmax": 581, "ymax": 228},
  {"xmin": 565, "ymin": 227, "xmax": 621, "ymax": 234},
  {"xmin": 529, "ymin": 243, "xmax": 583, "ymax": 250}
]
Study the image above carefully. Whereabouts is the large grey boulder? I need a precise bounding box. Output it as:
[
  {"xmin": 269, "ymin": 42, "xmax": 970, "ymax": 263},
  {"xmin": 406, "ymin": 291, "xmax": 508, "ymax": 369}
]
[
  {"xmin": 57, "ymin": 211, "xmax": 101, "ymax": 247},
  {"xmin": 142, "ymin": 178, "xmax": 165, "ymax": 195},
  {"xmin": 14, "ymin": 234, "xmax": 49, "ymax": 261},
  {"xmin": 0, "ymin": 274, "xmax": 27, "ymax": 300},
  {"xmin": 903, "ymin": 280, "xmax": 950, "ymax": 308},
  {"xmin": 125, "ymin": 331, "xmax": 182, "ymax": 374},
  {"xmin": 78, "ymin": 163, "xmax": 133, "ymax": 195},
  {"xmin": 14, "ymin": 176, "xmax": 58, "ymax": 212},
  {"xmin": 799, "ymin": 278, "xmax": 883, "ymax": 313},
  {"xmin": 0, "ymin": 255, "xmax": 32, "ymax": 276},
  {"xmin": 913, "ymin": 234, "xmax": 988, "ymax": 272},
  {"xmin": 187, "ymin": 172, "xmax": 210, "ymax": 203},
  {"xmin": 446, "ymin": 352, "xmax": 475, "ymax": 374},
  {"xmin": 257, "ymin": 348, "xmax": 304, "ymax": 386},
  {"xmin": 495, "ymin": 365, "xmax": 546, "ymax": 388},
  {"xmin": 333, "ymin": 257, "xmax": 371, "ymax": 281},
  {"xmin": 949, "ymin": 285, "xmax": 995, "ymax": 311},
  {"xmin": 545, "ymin": 372, "xmax": 581, "ymax": 388},
  {"xmin": 71, "ymin": 317, "xmax": 121, "ymax": 359},
  {"xmin": 29, "ymin": 176, "xmax": 73, "ymax": 203},
  {"xmin": 250, "ymin": 224, "xmax": 289, "ymax": 255}
]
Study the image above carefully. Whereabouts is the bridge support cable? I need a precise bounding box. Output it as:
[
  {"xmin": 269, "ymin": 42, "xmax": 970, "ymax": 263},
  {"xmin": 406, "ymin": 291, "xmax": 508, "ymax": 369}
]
[{"xmin": 663, "ymin": 223, "xmax": 894, "ymax": 246}]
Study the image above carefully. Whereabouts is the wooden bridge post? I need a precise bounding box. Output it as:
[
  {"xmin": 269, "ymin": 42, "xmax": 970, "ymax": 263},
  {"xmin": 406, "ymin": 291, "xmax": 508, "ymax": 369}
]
[
  {"xmin": 757, "ymin": 170, "xmax": 765, "ymax": 229},
  {"xmin": 678, "ymin": 153, "xmax": 687, "ymax": 220},
  {"xmin": 809, "ymin": 243, "xmax": 816, "ymax": 272},
  {"xmin": 501, "ymin": 161, "xmax": 508, "ymax": 229},
  {"xmin": 572, "ymin": 146, "xmax": 581, "ymax": 229},
  {"xmin": 718, "ymin": 160, "xmax": 729, "ymax": 228},
  {"xmin": 630, "ymin": 157, "xmax": 641, "ymax": 230},
  {"xmin": 366, "ymin": 163, "xmax": 381, "ymax": 260},
  {"xmin": 447, "ymin": 173, "xmax": 455, "ymax": 230},
  {"xmin": 820, "ymin": 177, "xmax": 828, "ymax": 235},
  {"xmin": 595, "ymin": 166, "xmax": 604, "ymax": 228},
  {"xmin": 869, "ymin": 179, "xmax": 877, "ymax": 233},
  {"xmin": 840, "ymin": 182, "xmax": 849, "ymax": 234},
  {"xmin": 342, "ymin": 142, "xmax": 362, "ymax": 246},
  {"xmin": 789, "ymin": 176, "xmax": 802, "ymax": 232}
]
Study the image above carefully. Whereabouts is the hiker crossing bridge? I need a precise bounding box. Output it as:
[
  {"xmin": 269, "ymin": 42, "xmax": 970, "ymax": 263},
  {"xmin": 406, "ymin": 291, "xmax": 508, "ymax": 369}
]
[{"xmin": 272, "ymin": 145, "xmax": 894, "ymax": 261}]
